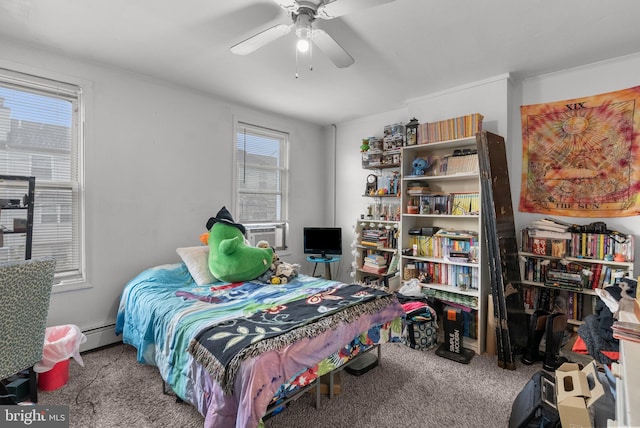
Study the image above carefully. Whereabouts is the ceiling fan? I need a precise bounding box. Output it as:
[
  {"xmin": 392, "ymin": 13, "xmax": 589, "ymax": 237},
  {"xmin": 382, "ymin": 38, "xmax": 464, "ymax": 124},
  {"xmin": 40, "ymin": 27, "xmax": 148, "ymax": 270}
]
[{"xmin": 230, "ymin": 0, "xmax": 396, "ymax": 68}]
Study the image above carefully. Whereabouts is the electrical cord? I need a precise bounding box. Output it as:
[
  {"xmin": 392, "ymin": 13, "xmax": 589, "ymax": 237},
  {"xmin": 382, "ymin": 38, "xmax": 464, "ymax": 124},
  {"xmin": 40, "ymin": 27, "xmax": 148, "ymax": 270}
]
[{"xmin": 73, "ymin": 343, "xmax": 126, "ymax": 418}]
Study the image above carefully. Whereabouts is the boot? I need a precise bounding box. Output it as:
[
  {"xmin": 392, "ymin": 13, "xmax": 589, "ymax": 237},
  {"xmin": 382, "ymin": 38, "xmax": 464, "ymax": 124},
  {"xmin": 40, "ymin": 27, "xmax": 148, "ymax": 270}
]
[
  {"xmin": 542, "ymin": 312, "xmax": 569, "ymax": 371},
  {"xmin": 521, "ymin": 310, "xmax": 548, "ymax": 365}
]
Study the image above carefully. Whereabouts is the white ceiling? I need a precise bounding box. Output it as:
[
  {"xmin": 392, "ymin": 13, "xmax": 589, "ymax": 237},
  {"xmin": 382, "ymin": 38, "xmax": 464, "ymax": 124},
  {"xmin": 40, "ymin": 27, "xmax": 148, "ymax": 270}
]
[{"xmin": 2, "ymin": 0, "xmax": 640, "ymax": 126}]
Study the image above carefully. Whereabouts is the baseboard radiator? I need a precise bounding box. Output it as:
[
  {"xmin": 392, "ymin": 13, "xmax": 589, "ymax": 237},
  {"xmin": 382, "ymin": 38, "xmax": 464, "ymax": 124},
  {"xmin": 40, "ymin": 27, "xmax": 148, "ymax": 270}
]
[{"xmin": 80, "ymin": 323, "xmax": 121, "ymax": 352}]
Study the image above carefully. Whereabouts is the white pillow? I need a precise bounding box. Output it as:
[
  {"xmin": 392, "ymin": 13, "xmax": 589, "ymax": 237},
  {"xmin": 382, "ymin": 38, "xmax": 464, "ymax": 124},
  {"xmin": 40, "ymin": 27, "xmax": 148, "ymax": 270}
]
[{"xmin": 176, "ymin": 246, "xmax": 217, "ymax": 285}]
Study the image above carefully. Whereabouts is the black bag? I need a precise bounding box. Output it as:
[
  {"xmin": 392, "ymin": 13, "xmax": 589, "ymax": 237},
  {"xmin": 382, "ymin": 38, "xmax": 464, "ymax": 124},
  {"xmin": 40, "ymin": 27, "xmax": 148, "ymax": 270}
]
[
  {"xmin": 509, "ymin": 370, "xmax": 560, "ymax": 428},
  {"xmin": 0, "ymin": 382, "xmax": 18, "ymax": 405}
]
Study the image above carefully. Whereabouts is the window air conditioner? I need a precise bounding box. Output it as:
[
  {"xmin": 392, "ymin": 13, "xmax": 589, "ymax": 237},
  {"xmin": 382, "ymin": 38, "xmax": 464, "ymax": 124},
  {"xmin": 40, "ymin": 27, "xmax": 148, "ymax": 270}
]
[{"xmin": 246, "ymin": 226, "xmax": 277, "ymax": 248}]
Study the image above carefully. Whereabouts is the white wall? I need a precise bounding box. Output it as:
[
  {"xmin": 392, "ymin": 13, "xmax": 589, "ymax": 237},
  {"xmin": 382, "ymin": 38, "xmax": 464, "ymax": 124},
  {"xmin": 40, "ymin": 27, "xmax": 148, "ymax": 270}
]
[{"xmin": 0, "ymin": 39, "xmax": 327, "ymax": 350}]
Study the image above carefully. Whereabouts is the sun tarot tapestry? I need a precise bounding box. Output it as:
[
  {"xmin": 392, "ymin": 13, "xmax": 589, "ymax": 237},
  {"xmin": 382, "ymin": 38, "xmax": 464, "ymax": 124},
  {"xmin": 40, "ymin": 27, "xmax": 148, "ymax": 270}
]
[{"xmin": 519, "ymin": 86, "xmax": 640, "ymax": 217}]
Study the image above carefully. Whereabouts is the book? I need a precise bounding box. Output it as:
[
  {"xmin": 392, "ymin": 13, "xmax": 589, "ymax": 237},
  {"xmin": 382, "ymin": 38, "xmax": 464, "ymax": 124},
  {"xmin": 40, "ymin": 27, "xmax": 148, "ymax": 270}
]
[
  {"xmin": 364, "ymin": 254, "xmax": 386, "ymax": 265},
  {"xmin": 532, "ymin": 238, "xmax": 547, "ymax": 256},
  {"xmin": 527, "ymin": 228, "xmax": 573, "ymax": 240},
  {"xmin": 387, "ymin": 254, "xmax": 399, "ymax": 274},
  {"xmin": 567, "ymin": 292, "xmax": 575, "ymax": 320},
  {"xmin": 612, "ymin": 321, "xmax": 640, "ymax": 343},
  {"xmin": 591, "ymin": 264, "xmax": 603, "ymax": 289},
  {"xmin": 530, "ymin": 219, "xmax": 570, "ymax": 232},
  {"xmin": 360, "ymin": 264, "xmax": 387, "ymax": 274}
]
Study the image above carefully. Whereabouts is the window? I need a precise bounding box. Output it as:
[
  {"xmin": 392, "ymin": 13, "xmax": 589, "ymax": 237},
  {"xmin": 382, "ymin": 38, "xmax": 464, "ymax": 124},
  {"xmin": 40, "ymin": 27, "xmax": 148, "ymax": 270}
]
[
  {"xmin": 234, "ymin": 122, "xmax": 288, "ymax": 250},
  {"xmin": 0, "ymin": 68, "xmax": 84, "ymax": 284}
]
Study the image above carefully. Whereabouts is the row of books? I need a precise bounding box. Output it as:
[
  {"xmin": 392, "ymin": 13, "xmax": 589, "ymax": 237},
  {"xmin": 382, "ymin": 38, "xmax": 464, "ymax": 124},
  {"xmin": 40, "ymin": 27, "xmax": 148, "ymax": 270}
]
[
  {"xmin": 418, "ymin": 113, "xmax": 483, "ymax": 144},
  {"xmin": 457, "ymin": 309, "xmax": 478, "ymax": 339},
  {"xmin": 521, "ymin": 228, "xmax": 635, "ymax": 262},
  {"xmin": 409, "ymin": 234, "xmax": 477, "ymax": 260},
  {"xmin": 570, "ymin": 232, "xmax": 634, "ymax": 262},
  {"xmin": 520, "ymin": 256, "xmax": 628, "ymax": 290},
  {"xmin": 407, "ymin": 192, "xmax": 479, "ymax": 216},
  {"xmin": 405, "ymin": 261, "xmax": 479, "ymax": 290},
  {"xmin": 424, "ymin": 288, "xmax": 479, "ymax": 314},
  {"xmin": 442, "ymin": 153, "xmax": 479, "ymax": 175}
]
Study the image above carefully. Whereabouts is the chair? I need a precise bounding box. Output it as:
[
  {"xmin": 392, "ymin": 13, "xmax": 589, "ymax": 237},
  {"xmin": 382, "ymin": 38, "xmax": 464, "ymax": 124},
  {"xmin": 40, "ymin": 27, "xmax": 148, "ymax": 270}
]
[{"xmin": 0, "ymin": 258, "xmax": 56, "ymax": 403}]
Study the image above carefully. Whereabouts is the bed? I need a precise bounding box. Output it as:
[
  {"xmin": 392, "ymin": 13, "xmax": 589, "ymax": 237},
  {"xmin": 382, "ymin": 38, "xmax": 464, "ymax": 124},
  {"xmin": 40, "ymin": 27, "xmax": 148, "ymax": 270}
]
[{"xmin": 115, "ymin": 261, "xmax": 404, "ymax": 428}]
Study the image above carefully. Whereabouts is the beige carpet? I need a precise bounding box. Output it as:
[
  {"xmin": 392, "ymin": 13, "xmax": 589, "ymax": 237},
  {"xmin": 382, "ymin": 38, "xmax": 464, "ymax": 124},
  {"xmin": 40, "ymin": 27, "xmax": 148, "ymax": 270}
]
[{"xmin": 38, "ymin": 342, "xmax": 540, "ymax": 427}]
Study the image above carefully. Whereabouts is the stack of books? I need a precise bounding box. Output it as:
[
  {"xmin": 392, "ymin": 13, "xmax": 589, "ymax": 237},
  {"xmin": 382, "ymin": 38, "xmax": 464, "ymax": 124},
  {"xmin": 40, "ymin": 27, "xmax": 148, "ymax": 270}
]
[
  {"xmin": 361, "ymin": 254, "xmax": 387, "ymax": 274},
  {"xmin": 529, "ymin": 218, "xmax": 573, "ymax": 235},
  {"xmin": 612, "ymin": 321, "xmax": 640, "ymax": 343},
  {"xmin": 406, "ymin": 183, "xmax": 431, "ymax": 196},
  {"xmin": 360, "ymin": 229, "xmax": 389, "ymax": 249},
  {"xmin": 522, "ymin": 217, "xmax": 573, "ymax": 257}
]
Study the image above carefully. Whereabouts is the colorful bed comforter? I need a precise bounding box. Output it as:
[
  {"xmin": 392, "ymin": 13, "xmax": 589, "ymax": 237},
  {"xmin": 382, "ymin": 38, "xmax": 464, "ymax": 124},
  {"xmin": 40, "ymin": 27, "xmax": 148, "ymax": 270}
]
[{"xmin": 115, "ymin": 263, "xmax": 404, "ymax": 428}]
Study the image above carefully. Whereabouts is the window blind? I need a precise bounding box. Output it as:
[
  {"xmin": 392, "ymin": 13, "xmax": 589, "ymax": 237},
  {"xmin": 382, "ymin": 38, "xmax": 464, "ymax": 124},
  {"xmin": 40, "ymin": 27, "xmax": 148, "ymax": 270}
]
[
  {"xmin": 235, "ymin": 122, "xmax": 289, "ymax": 224},
  {"xmin": 0, "ymin": 68, "xmax": 83, "ymax": 283}
]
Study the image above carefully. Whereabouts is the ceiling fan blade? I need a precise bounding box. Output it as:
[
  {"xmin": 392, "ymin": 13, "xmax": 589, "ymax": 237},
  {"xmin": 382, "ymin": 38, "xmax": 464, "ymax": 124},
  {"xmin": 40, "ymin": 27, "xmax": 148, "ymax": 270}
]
[
  {"xmin": 317, "ymin": 0, "xmax": 396, "ymax": 19},
  {"xmin": 272, "ymin": 0, "xmax": 299, "ymax": 14},
  {"xmin": 230, "ymin": 24, "xmax": 293, "ymax": 55},
  {"xmin": 312, "ymin": 29, "xmax": 354, "ymax": 68}
]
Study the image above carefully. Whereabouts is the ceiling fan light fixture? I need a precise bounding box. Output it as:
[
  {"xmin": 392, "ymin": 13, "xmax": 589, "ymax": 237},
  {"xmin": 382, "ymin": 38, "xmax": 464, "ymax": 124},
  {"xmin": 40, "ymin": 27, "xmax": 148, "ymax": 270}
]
[
  {"xmin": 294, "ymin": 9, "xmax": 313, "ymax": 53},
  {"xmin": 296, "ymin": 37, "xmax": 310, "ymax": 53}
]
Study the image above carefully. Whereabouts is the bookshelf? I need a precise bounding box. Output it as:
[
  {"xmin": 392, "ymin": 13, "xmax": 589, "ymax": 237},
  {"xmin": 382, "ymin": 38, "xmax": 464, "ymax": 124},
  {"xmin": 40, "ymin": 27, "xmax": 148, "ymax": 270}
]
[
  {"xmin": 354, "ymin": 219, "xmax": 400, "ymax": 288},
  {"xmin": 518, "ymin": 252, "xmax": 634, "ymax": 326},
  {"xmin": 519, "ymin": 220, "xmax": 634, "ymax": 327},
  {"xmin": 361, "ymin": 128, "xmax": 402, "ymax": 222},
  {"xmin": 355, "ymin": 124, "xmax": 405, "ymax": 288},
  {"xmin": 399, "ymin": 134, "xmax": 487, "ymax": 355}
]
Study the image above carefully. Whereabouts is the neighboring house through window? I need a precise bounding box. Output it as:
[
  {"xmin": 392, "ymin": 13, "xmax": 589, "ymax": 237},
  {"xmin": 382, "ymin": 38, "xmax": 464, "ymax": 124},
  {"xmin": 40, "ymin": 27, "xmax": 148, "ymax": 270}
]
[
  {"xmin": 234, "ymin": 121, "xmax": 288, "ymax": 250},
  {"xmin": 0, "ymin": 68, "xmax": 84, "ymax": 285}
]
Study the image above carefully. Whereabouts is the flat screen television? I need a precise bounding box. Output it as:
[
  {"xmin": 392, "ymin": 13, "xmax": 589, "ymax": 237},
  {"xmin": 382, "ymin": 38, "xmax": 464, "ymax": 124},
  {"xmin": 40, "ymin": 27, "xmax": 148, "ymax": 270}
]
[{"xmin": 303, "ymin": 227, "xmax": 342, "ymax": 259}]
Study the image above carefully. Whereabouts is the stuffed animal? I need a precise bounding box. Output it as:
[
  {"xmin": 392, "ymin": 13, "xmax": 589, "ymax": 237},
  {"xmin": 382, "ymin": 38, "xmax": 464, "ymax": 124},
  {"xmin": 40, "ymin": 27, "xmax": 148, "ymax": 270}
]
[
  {"xmin": 256, "ymin": 240, "xmax": 300, "ymax": 284},
  {"xmin": 412, "ymin": 157, "xmax": 429, "ymax": 176},
  {"xmin": 204, "ymin": 207, "xmax": 273, "ymax": 283}
]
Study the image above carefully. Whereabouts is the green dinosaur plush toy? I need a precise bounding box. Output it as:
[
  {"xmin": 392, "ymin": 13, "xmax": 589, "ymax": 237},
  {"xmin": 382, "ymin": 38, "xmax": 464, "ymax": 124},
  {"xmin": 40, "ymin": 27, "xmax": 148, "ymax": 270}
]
[{"xmin": 205, "ymin": 206, "xmax": 273, "ymax": 283}]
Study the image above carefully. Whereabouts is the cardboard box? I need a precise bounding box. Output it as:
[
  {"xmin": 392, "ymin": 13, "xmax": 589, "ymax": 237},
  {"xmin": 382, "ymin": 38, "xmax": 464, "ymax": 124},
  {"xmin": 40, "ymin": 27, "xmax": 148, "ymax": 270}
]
[{"xmin": 555, "ymin": 362, "xmax": 605, "ymax": 428}]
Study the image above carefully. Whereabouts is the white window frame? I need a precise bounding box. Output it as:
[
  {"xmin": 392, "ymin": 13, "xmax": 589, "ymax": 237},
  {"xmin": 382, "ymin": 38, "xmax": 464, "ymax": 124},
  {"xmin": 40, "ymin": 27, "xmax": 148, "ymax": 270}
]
[
  {"xmin": 233, "ymin": 120, "xmax": 289, "ymax": 250},
  {"xmin": 0, "ymin": 66, "xmax": 85, "ymax": 288}
]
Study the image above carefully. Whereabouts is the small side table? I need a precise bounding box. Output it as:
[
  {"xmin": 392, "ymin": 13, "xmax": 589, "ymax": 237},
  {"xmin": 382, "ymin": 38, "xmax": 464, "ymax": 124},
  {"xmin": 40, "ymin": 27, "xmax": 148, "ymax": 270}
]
[{"xmin": 307, "ymin": 255, "xmax": 341, "ymax": 280}]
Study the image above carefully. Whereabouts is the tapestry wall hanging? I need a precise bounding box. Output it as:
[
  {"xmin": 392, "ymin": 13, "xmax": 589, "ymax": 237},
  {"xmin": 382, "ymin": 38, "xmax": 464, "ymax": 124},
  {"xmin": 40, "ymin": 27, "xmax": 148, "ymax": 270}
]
[{"xmin": 519, "ymin": 85, "xmax": 640, "ymax": 217}]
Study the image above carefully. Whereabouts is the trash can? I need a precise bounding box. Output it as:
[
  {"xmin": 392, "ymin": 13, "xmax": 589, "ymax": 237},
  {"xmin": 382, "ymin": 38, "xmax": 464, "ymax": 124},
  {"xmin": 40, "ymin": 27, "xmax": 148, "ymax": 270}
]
[{"xmin": 34, "ymin": 324, "xmax": 87, "ymax": 391}]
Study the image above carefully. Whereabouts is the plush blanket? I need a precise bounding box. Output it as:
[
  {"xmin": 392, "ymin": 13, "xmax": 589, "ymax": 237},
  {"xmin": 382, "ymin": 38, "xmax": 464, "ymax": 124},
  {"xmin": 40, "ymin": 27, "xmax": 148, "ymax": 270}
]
[{"xmin": 188, "ymin": 284, "xmax": 395, "ymax": 394}]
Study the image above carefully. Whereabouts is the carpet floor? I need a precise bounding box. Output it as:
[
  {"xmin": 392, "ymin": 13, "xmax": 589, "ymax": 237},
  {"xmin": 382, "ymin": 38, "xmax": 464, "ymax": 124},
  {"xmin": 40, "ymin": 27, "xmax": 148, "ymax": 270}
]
[{"xmin": 38, "ymin": 342, "xmax": 541, "ymax": 427}]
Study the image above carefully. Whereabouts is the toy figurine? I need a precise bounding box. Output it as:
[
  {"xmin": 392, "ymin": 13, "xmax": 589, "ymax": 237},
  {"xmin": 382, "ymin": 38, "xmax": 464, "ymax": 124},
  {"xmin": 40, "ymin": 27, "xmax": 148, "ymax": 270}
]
[{"xmin": 412, "ymin": 157, "xmax": 429, "ymax": 176}]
